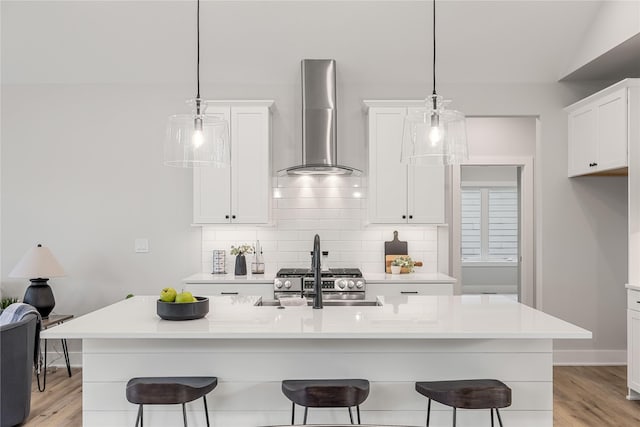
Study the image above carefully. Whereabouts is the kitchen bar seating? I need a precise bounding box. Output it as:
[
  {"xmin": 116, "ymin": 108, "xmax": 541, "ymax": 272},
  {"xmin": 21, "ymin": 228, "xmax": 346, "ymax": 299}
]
[
  {"xmin": 415, "ymin": 379, "xmax": 511, "ymax": 426},
  {"xmin": 281, "ymin": 379, "xmax": 370, "ymax": 425},
  {"xmin": 125, "ymin": 376, "xmax": 218, "ymax": 427}
]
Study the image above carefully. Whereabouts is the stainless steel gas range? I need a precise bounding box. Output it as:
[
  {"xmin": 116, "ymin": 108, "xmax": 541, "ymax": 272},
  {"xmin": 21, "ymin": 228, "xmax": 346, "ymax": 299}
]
[{"xmin": 274, "ymin": 268, "xmax": 366, "ymax": 300}]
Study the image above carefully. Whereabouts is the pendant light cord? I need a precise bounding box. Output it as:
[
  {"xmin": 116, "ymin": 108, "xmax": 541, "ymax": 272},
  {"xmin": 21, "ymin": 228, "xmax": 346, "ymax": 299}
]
[
  {"xmin": 196, "ymin": 0, "xmax": 201, "ymax": 100},
  {"xmin": 432, "ymin": 0, "xmax": 437, "ymax": 96}
]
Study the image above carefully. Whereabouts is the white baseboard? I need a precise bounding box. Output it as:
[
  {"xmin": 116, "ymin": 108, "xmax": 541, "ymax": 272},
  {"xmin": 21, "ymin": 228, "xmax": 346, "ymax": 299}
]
[
  {"xmin": 44, "ymin": 350, "xmax": 82, "ymax": 368},
  {"xmin": 553, "ymin": 349, "xmax": 627, "ymax": 366}
]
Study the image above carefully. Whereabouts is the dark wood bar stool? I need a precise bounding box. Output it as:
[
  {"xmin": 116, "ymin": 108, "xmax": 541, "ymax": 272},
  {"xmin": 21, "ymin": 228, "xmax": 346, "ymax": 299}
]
[
  {"xmin": 415, "ymin": 379, "xmax": 511, "ymax": 426},
  {"xmin": 281, "ymin": 379, "xmax": 370, "ymax": 425},
  {"xmin": 126, "ymin": 376, "xmax": 218, "ymax": 427}
]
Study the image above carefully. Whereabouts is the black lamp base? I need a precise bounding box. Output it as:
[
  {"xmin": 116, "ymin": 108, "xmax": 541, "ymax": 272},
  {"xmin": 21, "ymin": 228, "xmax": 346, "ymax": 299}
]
[{"xmin": 23, "ymin": 278, "xmax": 55, "ymax": 318}]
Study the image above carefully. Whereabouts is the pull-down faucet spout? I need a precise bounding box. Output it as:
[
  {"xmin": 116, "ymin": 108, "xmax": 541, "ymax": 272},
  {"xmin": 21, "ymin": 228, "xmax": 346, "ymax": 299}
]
[{"xmin": 312, "ymin": 234, "xmax": 323, "ymax": 309}]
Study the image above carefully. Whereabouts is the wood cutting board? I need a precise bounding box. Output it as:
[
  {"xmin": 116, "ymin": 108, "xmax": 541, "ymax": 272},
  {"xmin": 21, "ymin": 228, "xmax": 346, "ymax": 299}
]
[
  {"xmin": 384, "ymin": 231, "xmax": 410, "ymax": 273},
  {"xmin": 384, "ymin": 231, "xmax": 407, "ymax": 258}
]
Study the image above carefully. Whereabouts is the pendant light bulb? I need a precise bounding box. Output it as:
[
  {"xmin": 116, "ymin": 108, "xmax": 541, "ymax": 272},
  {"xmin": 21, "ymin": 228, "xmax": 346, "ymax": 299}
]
[
  {"xmin": 192, "ymin": 117, "xmax": 204, "ymax": 148},
  {"xmin": 428, "ymin": 112, "xmax": 443, "ymax": 146}
]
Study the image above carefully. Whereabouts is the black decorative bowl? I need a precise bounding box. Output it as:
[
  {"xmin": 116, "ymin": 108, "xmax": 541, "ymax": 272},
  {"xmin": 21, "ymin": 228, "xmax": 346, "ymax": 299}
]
[{"xmin": 157, "ymin": 296, "xmax": 209, "ymax": 321}]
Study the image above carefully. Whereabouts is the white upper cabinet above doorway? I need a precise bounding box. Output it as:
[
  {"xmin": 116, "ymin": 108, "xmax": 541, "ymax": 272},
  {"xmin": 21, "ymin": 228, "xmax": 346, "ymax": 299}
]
[
  {"xmin": 566, "ymin": 79, "xmax": 639, "ymax": 177},
  {"xmin": 364, "ymin": 101, "xmax": 445, "ymax": 225},
  {"xmin": 193, "ymin": 101, "xmax": 273, "ymax": 225}
]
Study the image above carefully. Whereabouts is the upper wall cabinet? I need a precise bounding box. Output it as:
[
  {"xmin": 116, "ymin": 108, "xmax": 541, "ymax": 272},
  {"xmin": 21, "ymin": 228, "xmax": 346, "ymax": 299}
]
[
  {"xmin": 193, "ymin": 101, "xmax": 273, "ymax": 224},
  {"xmin": 364, "ymin": 101, "xmax": 445, "ymax": 224},
  {"xmin": 566, "ymin": 79, "xmax": 639, "ymax": 177}
]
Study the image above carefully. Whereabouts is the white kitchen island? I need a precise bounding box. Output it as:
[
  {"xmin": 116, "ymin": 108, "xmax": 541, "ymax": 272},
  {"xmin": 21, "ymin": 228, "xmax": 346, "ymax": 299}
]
[{"xmin": 43, "ymin": 295, "xmax": 590, "ymax": 427}]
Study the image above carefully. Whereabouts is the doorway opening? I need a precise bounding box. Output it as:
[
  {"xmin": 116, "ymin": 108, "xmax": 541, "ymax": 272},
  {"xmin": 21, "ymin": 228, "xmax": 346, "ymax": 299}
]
[
  {"xmin": 460, "ymin": 165, "xmax": 521, "ymax": 300},
  {"xmin": 451, "ymin": 156, "xmax": 534, "ymax": 306}
]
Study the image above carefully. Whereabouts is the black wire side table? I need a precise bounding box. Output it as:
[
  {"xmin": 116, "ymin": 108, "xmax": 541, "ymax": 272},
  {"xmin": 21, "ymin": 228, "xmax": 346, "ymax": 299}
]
[{"xmin": 37, "ymin": 314, "xmax": 73, "ymax": 392}]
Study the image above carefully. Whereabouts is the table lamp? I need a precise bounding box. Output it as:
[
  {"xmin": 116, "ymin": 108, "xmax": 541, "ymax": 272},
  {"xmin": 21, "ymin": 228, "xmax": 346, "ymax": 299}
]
[{"xmin": 9, "ymin": 244, "xmax": 66, "ymax": 318}]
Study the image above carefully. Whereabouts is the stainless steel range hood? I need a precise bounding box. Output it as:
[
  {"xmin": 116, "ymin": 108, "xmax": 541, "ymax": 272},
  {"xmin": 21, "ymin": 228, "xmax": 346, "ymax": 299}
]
[{"xmin": 280, "ymin": 59, "xmax": 361, "ymax": 176}]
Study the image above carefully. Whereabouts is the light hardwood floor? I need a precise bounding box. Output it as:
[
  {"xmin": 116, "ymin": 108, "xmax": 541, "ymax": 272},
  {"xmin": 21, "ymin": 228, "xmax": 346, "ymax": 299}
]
[{"xmin": 25, "ymin": 366, "xmax": 640, "ymax": 426}]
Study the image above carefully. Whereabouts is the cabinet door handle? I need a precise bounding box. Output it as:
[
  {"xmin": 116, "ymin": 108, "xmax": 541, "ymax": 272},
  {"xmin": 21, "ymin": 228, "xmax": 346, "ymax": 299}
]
[
  {"xmin": 225, "ymin": 215, "xmax": 230, "ymax": 219},
  {"xmin": 400, "ymin": 291, "xmax": 419, "ymax": 294},
  {"xmin": 402, "ymin": 215, "xmax": 407, "ymax": 219},
  {"xmin": 409, "ymin": 215, "xmax": 413, "ymax": 219},
  {"xmin": 232, "ymin": 215, "xmax": 236, "ymax": 219},
  {"xmin": 221, "ymin": 292, "xmax": 239, "ymax": 295}
]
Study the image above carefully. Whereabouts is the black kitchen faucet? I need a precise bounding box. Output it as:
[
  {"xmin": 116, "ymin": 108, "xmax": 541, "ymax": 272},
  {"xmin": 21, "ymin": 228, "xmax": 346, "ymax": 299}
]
[{"xmin": 311, "ymin": 234, "xmax": 323, "ymax": 309}]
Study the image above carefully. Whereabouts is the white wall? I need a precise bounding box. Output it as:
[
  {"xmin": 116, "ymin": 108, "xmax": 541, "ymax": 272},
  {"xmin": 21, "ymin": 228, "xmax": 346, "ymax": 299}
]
[{"xmin": 1, "ymin": 1, "xmax": 628, "ymax": 364}]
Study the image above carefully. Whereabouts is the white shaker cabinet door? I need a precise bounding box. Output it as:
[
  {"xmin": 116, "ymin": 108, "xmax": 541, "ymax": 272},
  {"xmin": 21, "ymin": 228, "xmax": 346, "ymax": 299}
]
[
  {"xmin": 231, "ymin": 106, "xmax": 271, "ymax": 224},
  {"xmin": 596, "ymin": 88, "xmax": 628, "ymax": 172},
  {"xmin": 368, "ymin": 107, "xmax": 409, "ymax": 223},
  {"xmin": 568, "ymin": 105, "xmax": 597, "ymax": 177},
  {"xmin": 629, "ymin": 308, "xmax": 640, "ymax": 395},
  {"xmin": 193, "ymin": 106, "xmax": 232, "ymax": 224},
  {"xmin": 409, "ymin": 165, "xmax": 445, "ymax": 224}
]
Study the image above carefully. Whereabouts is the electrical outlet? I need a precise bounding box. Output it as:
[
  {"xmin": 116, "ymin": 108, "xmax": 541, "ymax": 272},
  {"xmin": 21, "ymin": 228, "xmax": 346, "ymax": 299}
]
[{"xmin": 135, "ymin": 238, "xmax": 149, "ymax": 253}]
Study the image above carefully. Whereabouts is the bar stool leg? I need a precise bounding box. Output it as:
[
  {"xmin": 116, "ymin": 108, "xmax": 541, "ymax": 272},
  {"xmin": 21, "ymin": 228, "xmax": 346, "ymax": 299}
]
[
  {"xmin": 182, "ymin": 402, "xmax": 188, "ymax": 427},
  {"xmin": 452, "ymin": 407, "xmax": 457, "ymax": 427},
  {"xmin": 203, "ymin": 395, "xmax": 210, "ymax": 427},
  {"xmin": 426, "ymin": 398, "xmax": 432, "ymax": 427},
  {"xmin": 291, "ymin": 402, "xmax": 295, "ymax": 425},
  {"xmin": 303, "ymin": 407, "xmax": 308, "ymax": 425},
  {"xmin": 496, "ymin": 408, "xmax": 504, "ymax": 427},
  {"xmin": 356, "ymin": 405, "xmax": 361, "ymax": 424},
  {"xmin": 491, "ymin": 408, "xmax": 494, "ymax": 427},
  {"xmin": 348, "ymin": 406, "xmax": 354, "ymax": 424}
]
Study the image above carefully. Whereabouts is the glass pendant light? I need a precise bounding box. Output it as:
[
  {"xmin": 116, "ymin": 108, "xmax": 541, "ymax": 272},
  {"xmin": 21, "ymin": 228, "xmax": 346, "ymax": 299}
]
[
  {"xmin": 164, "ymin": 0, "xmax": 229, "ymax": 168},
  {"xmin": 401, "ymin": 0, "xmax": 468, "ymax": 166}
]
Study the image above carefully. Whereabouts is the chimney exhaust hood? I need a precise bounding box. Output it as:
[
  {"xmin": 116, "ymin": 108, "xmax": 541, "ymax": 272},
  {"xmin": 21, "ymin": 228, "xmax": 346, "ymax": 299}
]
[{"xmin": 279, "ymin": 59, "xmax": 361, "ymax": 176}]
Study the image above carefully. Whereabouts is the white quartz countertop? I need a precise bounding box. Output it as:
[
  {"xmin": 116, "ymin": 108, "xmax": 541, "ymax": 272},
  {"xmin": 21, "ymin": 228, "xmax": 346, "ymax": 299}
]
[
  {"xmin": 626, "ymin": 283, "xmax": 640, "ymax": 291},
  {"xmin": 365, "ymin": 273, "xmax": 456, "ymax": 283},
  {"xmin": 43, "ymin": 295, "xmax": 591, "ymax": 340},
  {"xmin": 183, "ymin": 272, "xmax": 275, "ymax": 284}
]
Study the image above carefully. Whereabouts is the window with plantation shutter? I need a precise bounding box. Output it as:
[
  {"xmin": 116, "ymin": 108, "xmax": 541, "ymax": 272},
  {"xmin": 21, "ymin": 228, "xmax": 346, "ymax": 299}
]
[{"xmin": 461, "ymin": 187, "xmax": 518, "ymax": 262}]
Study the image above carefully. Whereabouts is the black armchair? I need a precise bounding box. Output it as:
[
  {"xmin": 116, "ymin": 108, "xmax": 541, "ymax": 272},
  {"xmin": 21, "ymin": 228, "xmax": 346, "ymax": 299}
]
[{"xmin": 1, "ymin": 313, "xmax": 40, "ymax": 427}]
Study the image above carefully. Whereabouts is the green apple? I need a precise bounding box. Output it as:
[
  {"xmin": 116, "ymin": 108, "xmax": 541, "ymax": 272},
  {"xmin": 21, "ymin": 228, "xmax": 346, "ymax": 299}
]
[
  {"xmin": 160, "ymin": 287, "xmax": 177, "ymax": 302},
  {"xmin": 175, "ymin": 291, "xmax": 194, "ymax": 303}
]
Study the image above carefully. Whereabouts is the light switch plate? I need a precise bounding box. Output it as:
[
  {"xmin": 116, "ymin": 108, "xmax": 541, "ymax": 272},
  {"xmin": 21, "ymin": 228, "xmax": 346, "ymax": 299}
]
[{"xmin": 135, "ymin": 238, "xmax": 149, "ymax": 253}]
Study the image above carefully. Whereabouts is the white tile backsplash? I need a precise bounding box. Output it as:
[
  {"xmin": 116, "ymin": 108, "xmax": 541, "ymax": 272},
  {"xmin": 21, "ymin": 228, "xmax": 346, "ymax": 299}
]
[{"xmin": 201, "ymin": 175, "xmax": 445, "ymax": 274}]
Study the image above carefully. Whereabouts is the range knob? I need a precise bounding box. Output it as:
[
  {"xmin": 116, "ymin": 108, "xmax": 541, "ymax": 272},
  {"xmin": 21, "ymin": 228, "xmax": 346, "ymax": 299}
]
[
  {"xmin": 355, "ymin": 280, "xmax": 364, "ymax": 289},
  {"xmin": 284, "ymin": 280, "xmax": 292, "ymax": 289},
  {"xmin": 337, "ymin": 279, "xmax": 347, "ymax": 289},
  {"xmin": 274, "ymin": 279, "xmax": 283, "ymax": 289},
  {"xmin": 347, "ymin": 280, "xmax": 355, "ymax": 289}
]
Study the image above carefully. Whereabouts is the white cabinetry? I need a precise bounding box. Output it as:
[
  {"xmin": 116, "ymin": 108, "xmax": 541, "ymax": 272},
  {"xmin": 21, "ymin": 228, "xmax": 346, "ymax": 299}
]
[
  {"xmin": 628, "ymin": 289, "xmax": 640, "ymax": 398},
  {"xmin": 366, "ymin": 282, "xmax": 453, "ymax": 299},
  {"xmin": 566, "ymin": 80, "xmax": 639, "ymax": 177},
  {"xmin": 365, "ymin": 102, "xmax": 445, "ymax": 224},
  {"xmin": 184, "ymin": 283, "xmax": 273, "ymax": 299},
  {"xmin": 193, "ymin": 101, "xmax": 273, "ymax": 224}
]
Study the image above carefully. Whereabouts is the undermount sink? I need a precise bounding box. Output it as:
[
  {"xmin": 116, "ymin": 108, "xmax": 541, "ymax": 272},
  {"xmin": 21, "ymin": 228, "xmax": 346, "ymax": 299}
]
[{"xmin": 256, "ymin": 299, "xmax": 382, "ymax": 307}]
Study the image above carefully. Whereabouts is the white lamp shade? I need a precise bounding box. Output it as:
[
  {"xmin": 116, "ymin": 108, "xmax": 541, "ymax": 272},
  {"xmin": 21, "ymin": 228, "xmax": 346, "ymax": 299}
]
[
  {"xmin": 401, "ymin": 95, "xmax": 468, "ymax": 166},
  {"xmin": 9, "ymin": 244, "xmax": 66, "ymax": 279}
]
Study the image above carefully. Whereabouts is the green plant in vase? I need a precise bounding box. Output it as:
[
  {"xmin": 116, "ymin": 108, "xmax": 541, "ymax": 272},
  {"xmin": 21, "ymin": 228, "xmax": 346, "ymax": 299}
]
[{"xmin": 231, "ymin": 244, "xmax": 255, "ymax": 276}]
